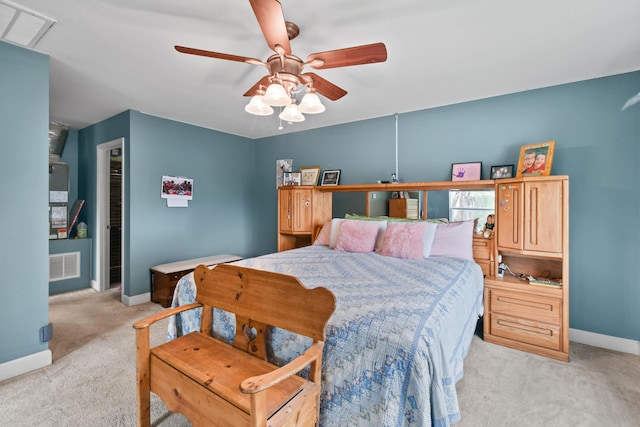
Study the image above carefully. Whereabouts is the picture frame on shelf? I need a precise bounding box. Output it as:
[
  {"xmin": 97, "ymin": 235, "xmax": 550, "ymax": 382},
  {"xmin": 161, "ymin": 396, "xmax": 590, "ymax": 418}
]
[
  {"xmin": 490, "ymin": 164, "xmax": 514, "ymax": 179},
  {"xmin": 299, "ymin": 166, "xmax": 321, "ymax": 186},
  {"xmin": 283, "ymin": 171, "xmax": 301, "ymax": 186},
  {"xmin": 321, "ymin": 169, "xmax": 341, "ymax": 186},
  {"xmin": 516, "ymin": 141, "xmax": 555, "ymax": 177},
  {"xmin": 451, "ymin": 162, "xmax": 482, "ymax": 181}
]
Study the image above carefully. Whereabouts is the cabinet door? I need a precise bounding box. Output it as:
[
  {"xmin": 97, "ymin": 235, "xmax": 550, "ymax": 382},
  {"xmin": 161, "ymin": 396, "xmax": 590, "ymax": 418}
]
[
  {"xmin": 496, "ymin": 182, "xmax": 523, "ymax": 250},
  {"xmin": 279, "ymin": 188, "xmax": 293, "ymax": 233},
  {"xmin": 523, "ymin": 180, "xmax": 563, "ymax": 253},
  {"xmin": 292, "ymin": 188, "xmax": 313, "ymax": 232}
]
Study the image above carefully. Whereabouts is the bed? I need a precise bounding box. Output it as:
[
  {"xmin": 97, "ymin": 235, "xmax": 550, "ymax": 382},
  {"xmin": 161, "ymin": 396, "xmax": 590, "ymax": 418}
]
[{"xmin": 167, "ymin": 220, "xmax": 484, "ymax": 426}]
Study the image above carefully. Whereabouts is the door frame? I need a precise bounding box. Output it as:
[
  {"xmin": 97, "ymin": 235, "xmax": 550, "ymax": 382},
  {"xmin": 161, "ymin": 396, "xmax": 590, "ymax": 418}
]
[{"xmin": 95, "ymin": 138, "xmax": 125, "ymax": 294}]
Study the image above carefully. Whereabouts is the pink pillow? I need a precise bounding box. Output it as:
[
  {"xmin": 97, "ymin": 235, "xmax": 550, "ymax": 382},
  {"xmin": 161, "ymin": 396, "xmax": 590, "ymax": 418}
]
[
  {"xmin": 430, "ymin": 220, "xmax": 474, "ymax": 260},
  {"xmin": 380, "ymin": 222, "xmax": 428, "ymax": 259},
  {"xmin": 334, "ymin": 220, "xmax": 380, "ymax": 253},
  {"xmin": 313, "ymin": 221, "xmax": 331, "ymax": 246}
]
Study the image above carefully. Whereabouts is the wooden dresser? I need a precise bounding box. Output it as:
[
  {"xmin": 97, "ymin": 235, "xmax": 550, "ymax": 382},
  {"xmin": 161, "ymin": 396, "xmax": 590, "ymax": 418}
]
[
  {"xmin": 484, "ymin": 176, "xmax": 569, "ymax": 361},
  {"xmin": 150, "ymin": 254, "xmax": 242, "ymax": 307}
]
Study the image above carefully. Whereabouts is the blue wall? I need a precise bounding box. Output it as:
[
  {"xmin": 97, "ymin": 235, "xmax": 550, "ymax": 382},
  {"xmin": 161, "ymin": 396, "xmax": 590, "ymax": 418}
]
[
  {"xmin": 1, "ymin": 37, "xmax": 637, "ymax": 373},
  {"xmin": 0, "ymin": 42, "xmax": 50, "ymax": 364},
  {"xmin": 252, "ymin": 72, "xmax": 640, "ymax": 342},
  {"xmin": 78, "ymin": 111, "xmax": 255, "ymax": 297}
]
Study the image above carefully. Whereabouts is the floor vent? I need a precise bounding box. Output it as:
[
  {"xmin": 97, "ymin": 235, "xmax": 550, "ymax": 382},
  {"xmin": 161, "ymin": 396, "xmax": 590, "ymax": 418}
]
[{"xmin": 49, "ymin": 251, "xmax": 81, "ymax": 282}]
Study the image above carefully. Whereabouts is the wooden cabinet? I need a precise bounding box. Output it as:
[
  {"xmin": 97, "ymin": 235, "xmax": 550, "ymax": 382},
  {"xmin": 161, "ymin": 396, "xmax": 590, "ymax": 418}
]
[
  {"xmin": 389, "ymin": 198, "xmax": 419, "ymax": 219},
  {"xmin": 472, "ymin": 234, "xmax": 494, "ymax": 276},
  {"xmin": 485, "ymin": 176, "xmax": 569, "ymax": 361},
  {"xmin": 278, "ymin": 187, "xmax": 332, "ymax": 251}
]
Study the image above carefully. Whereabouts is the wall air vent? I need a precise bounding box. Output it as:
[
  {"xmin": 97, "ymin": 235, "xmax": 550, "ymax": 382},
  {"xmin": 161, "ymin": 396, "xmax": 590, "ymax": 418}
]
[{"xmin": 49, "ymin": 251, "xmax": 80, "ymax": 282}]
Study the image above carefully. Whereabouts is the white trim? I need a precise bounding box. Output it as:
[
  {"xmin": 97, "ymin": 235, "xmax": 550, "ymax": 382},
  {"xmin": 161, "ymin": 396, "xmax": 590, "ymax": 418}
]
[
  {"xmin": 90, "ymin": 279, "xmax": 99, "ymax": 291},
  {"xmin": 0, "ymin": 349, "xmax": 51, "ymax": 382},
  {"xmin": 122, "ymin": 292, "xmax": 150, "ymax": 306},
  {"xmin": 570, "ymin": 328, "xmax": 640, "ymax": 356}
]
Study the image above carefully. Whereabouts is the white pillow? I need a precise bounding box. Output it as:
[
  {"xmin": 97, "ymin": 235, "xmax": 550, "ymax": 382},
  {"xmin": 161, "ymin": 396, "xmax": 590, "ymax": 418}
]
[
  {"xmin": 430, "ymin": 220, "xmax": 475, "ymax": 260},
  {"xmin": 422, "ymin": 222, "xmax": 438, "ymax": 258},
  {"xmin": 329, "ymin": 218, "xmax": 345, "ymax": 249}
]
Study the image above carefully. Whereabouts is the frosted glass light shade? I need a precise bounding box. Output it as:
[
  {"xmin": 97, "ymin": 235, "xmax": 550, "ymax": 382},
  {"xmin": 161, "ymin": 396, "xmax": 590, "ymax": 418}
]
[
  {"xmin": 298, "ymin": 92, "xmax": 325, "ymax": 114},
  {"xmin": 262, "ymin": 83, "xmax": 290, "ymax": 106},
  {"xmin": 279, "ymin": 103, "xmax": 305, "ymax": 122},
  {"xmin": 245, "ymin": 96, "xmax": 273, "ymax": 116}
]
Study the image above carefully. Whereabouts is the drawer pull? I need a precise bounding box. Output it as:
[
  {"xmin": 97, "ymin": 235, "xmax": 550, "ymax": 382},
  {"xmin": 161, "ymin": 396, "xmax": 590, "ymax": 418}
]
[
  {"xmin": 496, "ymin": 296, "xmax": 553, "ymax": 312},
  {"xmin": 497, "ymin": 319, "xmax": 553, "ymax": 336}
]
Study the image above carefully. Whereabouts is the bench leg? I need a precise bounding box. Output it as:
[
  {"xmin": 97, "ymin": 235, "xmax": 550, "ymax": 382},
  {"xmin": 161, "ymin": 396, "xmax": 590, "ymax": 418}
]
[{"xmin": 136, "ymin": 327, "xmax": 151, "ymax": 427}]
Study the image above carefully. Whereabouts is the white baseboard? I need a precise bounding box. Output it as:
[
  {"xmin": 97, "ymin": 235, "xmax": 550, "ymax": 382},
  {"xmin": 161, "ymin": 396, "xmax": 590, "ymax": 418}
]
[
  {"xmin": 570, "ymin": 328, "xmax": 640, "ymax": 356},
  {"xmin": 0, "ymin": 349, "xmax": 52, "ymax": 382},
  {"xmin": 90, "ymin": 279, "xmax": 99, "ymax": 291},
  {"xmin": 122, "ymin": 291, "xmax": 150, "ymax": 306}
]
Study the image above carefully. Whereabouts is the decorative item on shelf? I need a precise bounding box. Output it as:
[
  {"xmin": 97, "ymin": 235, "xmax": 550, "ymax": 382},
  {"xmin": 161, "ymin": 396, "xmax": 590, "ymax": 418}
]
[
  {"xmin": 276, "ymin": 159, "xmax": 293, "ymax": 188},
  {"xmin": 320, "ymin": 169, "xmax": 341, "ymax": 186},
  {"xmin": 451, "ymin": 162, "xmax": 482, "ymax": 181},
  {"xmin": 483, "ymin": 214, "xmax": 495, "ymax": 238},
  {"xmin": 516, "ymin": 141, "xmax": 555, "ymax": 177},
  {"xmin": 283, "ymin": 171, "xmax": 301, "ymax": 186},
  {"xmin": 490, "ymin": 164, "xmax": 514, "ymax": 179},
  {"xmin": 299, "ymin": 166, "xmax": 321, "ymax": 186}
]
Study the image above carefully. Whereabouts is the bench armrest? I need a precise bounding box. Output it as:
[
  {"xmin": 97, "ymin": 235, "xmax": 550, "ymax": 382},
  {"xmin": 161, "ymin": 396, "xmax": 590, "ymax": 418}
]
[
  {"xmin": 240, "ymin": 341, "xmax": 325, "ymax": 394},
  {"xmin": 133, "ymin": 302, "xmax": 202, "ymax": 330}
]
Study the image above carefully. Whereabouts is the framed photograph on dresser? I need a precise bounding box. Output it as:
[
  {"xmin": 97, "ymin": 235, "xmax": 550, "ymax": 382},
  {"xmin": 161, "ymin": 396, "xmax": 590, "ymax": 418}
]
[
  {"xmin": 490, "ymin": 164, "xmax": 514, "ymax": 179},
  {"xmin": 299, "ymin": 166, "xmax": 321, "ymax": 186},
  {"xmin": 451, "ymin": 162, "xmax": 482, "ymax": 181},
  {"xmin": 321, "ymin": 169, "xmax": 341, "ymax": 186},
  {"xmin": 516, "ymin": 141, "xmax": 555, "ymax": 177}
]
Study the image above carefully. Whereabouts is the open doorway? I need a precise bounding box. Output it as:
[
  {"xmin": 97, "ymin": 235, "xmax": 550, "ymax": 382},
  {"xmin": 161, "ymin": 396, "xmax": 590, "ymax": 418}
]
[{"xmin": 95, "ymin": 138, "xmax": 124, "ymax": 297}]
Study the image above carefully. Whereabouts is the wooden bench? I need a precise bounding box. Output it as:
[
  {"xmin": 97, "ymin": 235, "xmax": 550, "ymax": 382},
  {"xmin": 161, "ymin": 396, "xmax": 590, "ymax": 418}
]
[
  {"xmin": 150, "ymin": 254, "xmax": 242, "ymax": 307},
  {"xmin": 134, "ymin": 263, "xmax": 336, "ymax": 427}
]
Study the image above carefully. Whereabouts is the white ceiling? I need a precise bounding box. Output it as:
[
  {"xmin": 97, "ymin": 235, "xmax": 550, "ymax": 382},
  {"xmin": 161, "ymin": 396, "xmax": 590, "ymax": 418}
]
[{"xmin": 12, "ymin": 0, "xmax": 640, "ymax": 139}]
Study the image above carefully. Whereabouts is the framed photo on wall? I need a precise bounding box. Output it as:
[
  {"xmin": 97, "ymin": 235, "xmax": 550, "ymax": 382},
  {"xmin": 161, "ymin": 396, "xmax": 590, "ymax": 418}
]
[
  {"xmin": 490, "ymin": 164, "xmax": 514, "ymax": 179},
  {"xmin": 451, "ymin": 162, "xmax": 482, "ymax": 181},
  {"xmin": 321, "ymin": 169, "xmax": 341, "ymax": 186},
  {"xmin": 299, "ymin": 166, "xmax": 321, "ymax": 186},
  {"xmin": 516, "ymin": 141, "xmax": 555, "ymax": 177}
]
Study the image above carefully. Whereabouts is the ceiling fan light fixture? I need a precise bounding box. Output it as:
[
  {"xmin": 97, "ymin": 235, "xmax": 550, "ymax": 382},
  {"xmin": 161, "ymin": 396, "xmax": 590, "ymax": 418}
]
[
  {"xmin": 298, "ymin": 92, "xmax": 325, "ymax": 114},
  {"xmin": 262, "ymin": 83, "xmax": 290, "ymax": 106},
  {"xmin": 245, "ymin": 95, "xmax": 274, "ymax": 116},
  {"xmin": 279, "ymin": 103, "xmax": 305, "ymax": 122}
]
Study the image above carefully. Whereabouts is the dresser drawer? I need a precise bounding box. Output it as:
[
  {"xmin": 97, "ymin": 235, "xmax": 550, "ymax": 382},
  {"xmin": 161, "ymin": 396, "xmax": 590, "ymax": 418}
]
[
  {"xmin": 489, "ymin": 289, "xmax": 561, "ymax": 325},
  {"xmin": 489, "ymin": 312, "xmax": 561, "ymax": 351}
]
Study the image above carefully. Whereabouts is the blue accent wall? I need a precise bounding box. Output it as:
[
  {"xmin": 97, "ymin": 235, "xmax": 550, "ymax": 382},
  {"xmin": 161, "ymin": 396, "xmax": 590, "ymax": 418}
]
[{"xmin": 0, "ymin": 42, "xmax": 50, "ymax": 364}]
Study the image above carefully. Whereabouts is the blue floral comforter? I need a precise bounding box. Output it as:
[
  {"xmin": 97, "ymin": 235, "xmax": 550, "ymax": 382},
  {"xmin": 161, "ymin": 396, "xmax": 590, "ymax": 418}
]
[{"xmin": 167, "ymin": 245, "xmax": 484, "ymax": 426}]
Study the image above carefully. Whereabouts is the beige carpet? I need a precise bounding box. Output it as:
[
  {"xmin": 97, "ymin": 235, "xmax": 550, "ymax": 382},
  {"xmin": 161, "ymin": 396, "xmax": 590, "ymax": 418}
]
[{"xmin": 1, "ymin": 288, "xmax": 638, "ymax": 426}]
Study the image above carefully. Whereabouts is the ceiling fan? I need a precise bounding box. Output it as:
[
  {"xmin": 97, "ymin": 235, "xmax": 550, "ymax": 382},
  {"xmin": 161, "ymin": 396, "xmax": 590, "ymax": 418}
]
[{"xmin": 175, "ymin": 0, "xmax": 387, "ymax": 122}]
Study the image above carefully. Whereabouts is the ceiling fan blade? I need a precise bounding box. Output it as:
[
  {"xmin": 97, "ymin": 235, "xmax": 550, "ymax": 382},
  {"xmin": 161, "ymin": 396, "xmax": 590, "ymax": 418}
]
[
  {"xmin": 249, "ymin": 0, "xmax": 291, "ymax": 55},
  {"xmin": 175, "ymin": 46, "xmax": 264, "ymax": 66},
  {"xmin": 306, "ymin": 42, "xmax": 387, "ymax": 70},
  {"xmin": 243, "ymin": 75, "xmax": 272, "ymax": 96},
  {"xmin": 302, "ymin": 73, "xmax": 347, "ymax": 101}
]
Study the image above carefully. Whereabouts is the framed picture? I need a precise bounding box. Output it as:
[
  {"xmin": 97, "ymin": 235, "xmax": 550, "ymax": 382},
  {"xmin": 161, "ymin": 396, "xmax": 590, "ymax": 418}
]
[
  {"xmin": 490, "ymin": 164, "xmax": 514, "ymax": 179},
  {"xmin": 516, "ymin": 141, "xmax": 555, "ymax": 177},
  {"xmin": 161, "ymin": 175, "xmax": 193, "ymax": 200},
  {"xmin": 451, "ymin": 162, "xmax": 482, "ymax": 181},
  {"xmin": 282, "ymin": 171, "xmax": 301, "ymax": 186},
  {"xmin": 299, "ymin": 166, "xmax": 321, "ymax": 186},
  {"xmin": 321, "ymin": 169, "xmax": 341, "ymax": 186}
]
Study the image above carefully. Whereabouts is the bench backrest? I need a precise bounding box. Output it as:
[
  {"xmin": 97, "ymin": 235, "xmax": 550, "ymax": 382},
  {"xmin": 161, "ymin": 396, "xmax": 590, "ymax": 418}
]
[{"xmin": 193, "ymin": 264, "xmax": 336, "ymax": 360}]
